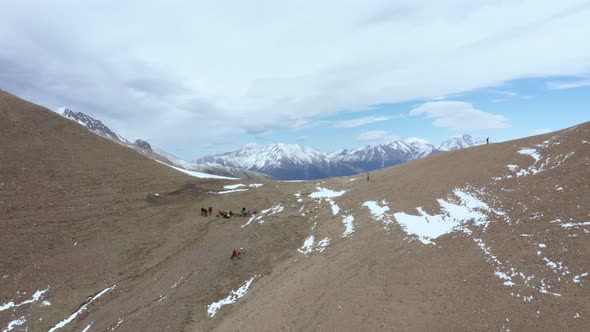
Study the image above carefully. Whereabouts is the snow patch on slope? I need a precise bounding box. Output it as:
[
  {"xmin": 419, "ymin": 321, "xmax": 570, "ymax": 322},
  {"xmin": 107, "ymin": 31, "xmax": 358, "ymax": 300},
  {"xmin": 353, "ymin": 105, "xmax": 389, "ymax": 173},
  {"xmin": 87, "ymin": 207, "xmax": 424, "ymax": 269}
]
[
  {"xmin": 362, "ymin": 201, "xmax": 393, "ymax": 225},
  {"xmin": 49, "ymin": 284, "xmax": 117, "ymax": 332},
  {"xmin": 297, "ymin": 235, "xmax": 331, "ymax": 255},
  {"xmin": 573, "ymin": 273, "xmax": 589, "ymax": 284},
  {"xmin": 329, "ymin": 201, "xmax": 340, "ymax": 215},
  {"xmin": 294, "ymin": 192, "xmax": 303, "ymax": 202},
  {"xmin": 223, "ymin": 183, "xmax": 264, "ymax": 190},
  {"xmin": 157, "ymin": 161, "xmax": 237, "ymax": 179},
  {"xmin": 241, "ymin": 203, "xmax": 284, "ymax": 227},
  {"xmin": 3, "ymin": 316, "xmax": 26, "ymax": 332},
  {"xmin": 391, "ymin": 189, "xmax": 501, "ymax": 244},
  {"xmin": 309, "ymin": 187, "xmax": 347, "ymax": 217},
  {"xmin": 341, "ymin": 215, "xmax": 355, "ymax": 237},
  {"xmin": 473, "ymin": 237, "xmax": 562, "ymax": 299},
  {"xmin": 224, "ymin": 184, "xmax": 246, "ymax": 190},
  {"xmin": 213, "ymin": 189, "xmax": 250, "ymax": 194},
  {"xmin": 213, "ymin": 182, "xmax": 264, "ymax": 194},
  {"xmin": 493, "ymin": 143, "xmax": 574, "ymax": 181},
  {"xmin": 517, "ymin": 149, "xmax": 541, "ymax": 162},
  {"xmin": 309, "ymin": 187, "xmax": 347, "ymax": 198},
  {"xmin": 207, "ymin": 276, "xmax": 256, "ymax": 317},
  {"xmin": 0, "ymin": 288, "xmax": 49, "ymax": 312}
]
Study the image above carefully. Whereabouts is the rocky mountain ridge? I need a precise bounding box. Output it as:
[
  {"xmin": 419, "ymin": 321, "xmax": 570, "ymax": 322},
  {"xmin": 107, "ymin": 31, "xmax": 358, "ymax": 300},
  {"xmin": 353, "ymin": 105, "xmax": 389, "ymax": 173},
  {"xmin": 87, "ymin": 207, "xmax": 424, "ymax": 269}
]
[
  {"xmin": 59, "ymin": 108, "xmax": 270, "ymax": 179},
  {"xmin": 195, "ymin": 134, "xmax": 486, "ymax": 180}
]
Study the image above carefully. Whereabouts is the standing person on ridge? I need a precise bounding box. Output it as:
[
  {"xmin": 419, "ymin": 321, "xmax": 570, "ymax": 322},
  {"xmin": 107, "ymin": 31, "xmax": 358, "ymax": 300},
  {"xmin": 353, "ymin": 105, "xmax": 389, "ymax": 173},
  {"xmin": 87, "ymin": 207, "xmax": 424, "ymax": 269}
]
[{"xmin": 486, "ymin": 137, "xmax": 490, "ymax": 144}]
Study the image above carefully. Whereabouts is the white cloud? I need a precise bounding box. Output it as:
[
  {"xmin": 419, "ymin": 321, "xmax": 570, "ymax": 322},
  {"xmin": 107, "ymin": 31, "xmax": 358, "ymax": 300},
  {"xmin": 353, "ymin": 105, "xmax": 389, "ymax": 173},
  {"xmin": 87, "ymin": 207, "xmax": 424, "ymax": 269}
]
[
  {"xmin": 0, "ymin": 1, "xmax": 588, "ymax": 157},
  {"xmin": 295, "ymin": 136, "xmax": 308, "ymax": 141},
  {"xmin": 356, "ymin": 130, "xmax": 399, "ymax": 143},
  {"xmin": 333, "ymin": 115, "xmax": 394, "ymax": 128},
  {"xmin": 486, "ymin": 89, "xmax": 518, "ymax": 96},
  {"xmin": 532, "ymin": 128, "xmax": 553, "ymax": 135},
  {"xmin": 546, "ymin": 78, "xmax": 590, "ymax": 89},
  {"xmin": 409, "ymin": 101, "xmax": 510, "ymax": 130}
]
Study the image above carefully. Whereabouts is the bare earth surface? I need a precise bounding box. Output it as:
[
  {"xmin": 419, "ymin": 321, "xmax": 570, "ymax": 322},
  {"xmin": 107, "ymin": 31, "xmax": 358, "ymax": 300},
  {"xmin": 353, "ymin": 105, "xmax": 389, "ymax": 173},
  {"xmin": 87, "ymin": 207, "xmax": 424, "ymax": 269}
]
[{"xmin": 0, "ymin": 89, "xmax": 588, "ymax": 331}]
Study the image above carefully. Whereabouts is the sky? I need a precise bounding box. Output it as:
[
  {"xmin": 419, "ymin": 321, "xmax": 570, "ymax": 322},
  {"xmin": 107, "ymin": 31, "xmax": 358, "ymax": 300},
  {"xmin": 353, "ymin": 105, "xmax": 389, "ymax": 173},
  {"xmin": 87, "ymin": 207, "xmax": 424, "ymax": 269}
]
[{"xmin": 1, "ymin": 0, "xmax": 589, "ymax": 160}]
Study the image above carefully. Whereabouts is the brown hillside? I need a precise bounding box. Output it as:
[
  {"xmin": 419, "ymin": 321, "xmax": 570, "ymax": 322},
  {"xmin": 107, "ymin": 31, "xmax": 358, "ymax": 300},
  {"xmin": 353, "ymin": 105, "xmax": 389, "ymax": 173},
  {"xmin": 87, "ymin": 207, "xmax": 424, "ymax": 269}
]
[
  {"xmin": 0, "ymin": 90, "xmax": 290, "ymax": 331},
  {"xmin": 213, "ymin": 122, "xmax": 590, "ymax": 331},
  {"xmin": 1, "ymin": 89, "xmax": 589, "ymax": 331}
]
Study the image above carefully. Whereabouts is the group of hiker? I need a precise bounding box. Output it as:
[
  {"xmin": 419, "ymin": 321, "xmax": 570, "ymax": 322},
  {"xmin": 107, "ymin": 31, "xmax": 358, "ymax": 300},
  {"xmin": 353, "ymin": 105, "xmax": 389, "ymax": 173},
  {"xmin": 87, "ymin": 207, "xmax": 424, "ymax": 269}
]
[
  {"xmin": 217, "ymin": 207, "xmax": 257, "ymax": 218},
  {"xmin": 198, "ymin": 206, "xmax": 252, "ymax": 260},
  {"xmin": 200, "ymin": 207, "xmax": 256, "ymax": 219},
  {"xmin": 200, "ymin": 207, "xmax": 213, "ymax": 217}
]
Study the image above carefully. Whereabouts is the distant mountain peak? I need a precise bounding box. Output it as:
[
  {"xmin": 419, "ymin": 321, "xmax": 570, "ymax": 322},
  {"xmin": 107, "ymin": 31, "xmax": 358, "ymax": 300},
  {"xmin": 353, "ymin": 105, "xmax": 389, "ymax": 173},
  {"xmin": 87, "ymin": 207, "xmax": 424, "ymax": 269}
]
[
  {"xmin": 403, "ymin": 137, "xmax": 433, "ymax": 146},
  {"xmin": 134, "ymin": 139, "xmax": 152, "ymax": 151},
  {"xmin": 58, "ymin": 107, "xmax": 267, "ymax": 179},
  {"xmin": 438, "ymin": 134, "xmax": 485, "ymax": 151},
  {"xmin": 60, "ymin": 108, "xmax": 122, "ymax": 142}
]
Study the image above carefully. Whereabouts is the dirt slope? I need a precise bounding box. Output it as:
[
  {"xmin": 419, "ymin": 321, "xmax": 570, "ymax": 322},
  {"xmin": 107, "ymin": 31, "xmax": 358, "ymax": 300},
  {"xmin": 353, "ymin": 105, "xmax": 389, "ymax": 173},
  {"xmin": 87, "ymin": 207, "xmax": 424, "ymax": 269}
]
[
  {"xmin": 211, "ymin": 124, "xmax": 590, "ymax": 331},
  {"xmin": 0, "ymin": 90, "xmax": 299, "ymax": 331},
  {"xmin": 1, "ymin": 89, "xmax": 588, "ymax": 331}
]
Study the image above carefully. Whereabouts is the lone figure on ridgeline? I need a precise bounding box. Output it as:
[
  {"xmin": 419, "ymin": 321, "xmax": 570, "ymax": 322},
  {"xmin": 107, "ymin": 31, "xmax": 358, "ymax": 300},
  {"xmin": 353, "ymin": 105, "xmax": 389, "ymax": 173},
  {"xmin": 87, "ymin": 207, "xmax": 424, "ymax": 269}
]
[
  {"xmin": 486, "ymin": 137, "xmax": 490, "ymax": 144},
  {"xmin": 366, "ymin": 172, "xmax": 370, "ymax": 181}
]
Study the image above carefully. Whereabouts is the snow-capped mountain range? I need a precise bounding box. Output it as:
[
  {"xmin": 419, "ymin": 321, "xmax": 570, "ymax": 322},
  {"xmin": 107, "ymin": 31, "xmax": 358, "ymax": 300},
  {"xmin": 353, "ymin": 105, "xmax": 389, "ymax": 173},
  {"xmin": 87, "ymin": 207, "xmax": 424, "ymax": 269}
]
[
  {"xmin": 59, "ymin": 108, "xmax": 271, "ymax": 179},
  {"xmin": 438, "ymin": 134, "xmax": 487, "ymax": 151},
  {"xmin": 195, "ymin": 135, "xmax": 486, "ymax": 180},
  {"xmin": 59, "ymin": 108, "xmax": 486, "ymax": 180},
  {"xmin": 196, "ymin": 143, "xmax": 358, "ymax": 180}
]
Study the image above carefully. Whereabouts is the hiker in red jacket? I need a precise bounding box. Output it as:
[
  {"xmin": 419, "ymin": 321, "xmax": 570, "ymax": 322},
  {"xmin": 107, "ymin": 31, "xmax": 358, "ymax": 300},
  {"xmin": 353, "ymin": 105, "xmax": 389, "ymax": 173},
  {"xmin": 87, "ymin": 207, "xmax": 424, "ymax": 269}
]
[{"xmin": 231, "ymin": 249, "xmax": 240, "ymax": 259}]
